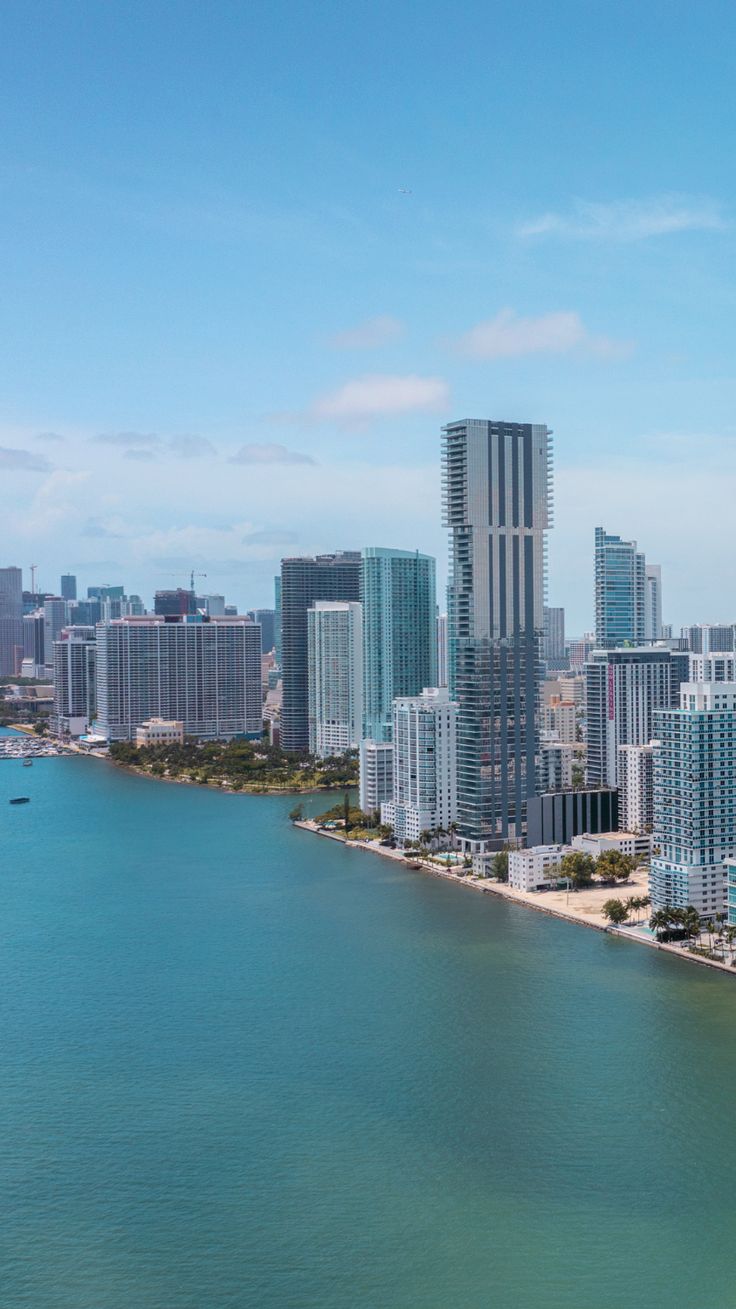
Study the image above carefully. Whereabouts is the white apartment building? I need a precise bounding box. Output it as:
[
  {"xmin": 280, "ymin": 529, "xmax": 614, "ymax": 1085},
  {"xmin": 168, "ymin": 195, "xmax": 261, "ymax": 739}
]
[
  {"xmin": 52, "ymin": 626, "xmax": 96, "ymax": 737},
  {"xmin": 136, "ymin": 719, "xmax": 185, "ymax": 746},
  {"xmin": 586, "ymin": 648, "xmax": 672, "ymax": 787},
  {"xmin": 557, "ymin": 676, "xmax": 585, "ymax": 706},
  {"xmin": 650, "ymin": 683, "xmax": 736, "ymax": 917},
  {"xmin": 95, "ymin": 615, "xmax": 262, "ymax": 741},
  {"xmin": 508, "ymin": 844, "xmax": 567, "ymax": 891},
  {"xmin": 543, "ymin": 699, "xmax": 577, "ymax": 744},
  {"xmin": 359, "ymin": 739, "xmax": 394, "ymax": 816},
  {"xmin": 617, "ymin": 743, "xmax": 654, "ymax": 835},
  {"xmin": 381, "ymin": 687, "xmax": 458, "ymax": 844},
  {"xmin": 307, "ymin": 601, "xmax": 362, "ymax": 758},
  {"xmin": 689, "ymin": 652, "xmax": 736, "ymax": 683}
]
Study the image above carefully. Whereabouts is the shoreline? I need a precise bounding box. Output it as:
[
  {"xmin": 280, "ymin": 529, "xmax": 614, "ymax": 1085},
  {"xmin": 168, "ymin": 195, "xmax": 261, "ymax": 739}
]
[
  {"xmin": 103, "ymin": 757, "xmax": 356, "ymax": 797},
  {"xmin": 295, "ymin": 821, "xmax": 736, "ymax": 980}
]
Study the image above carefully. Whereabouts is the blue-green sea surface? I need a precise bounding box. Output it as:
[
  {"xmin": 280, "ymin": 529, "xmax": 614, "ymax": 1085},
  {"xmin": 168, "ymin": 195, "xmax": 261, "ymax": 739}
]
[{"xmin": 2, "ymin": 749, "xmax": 736, "ymax": 1308}]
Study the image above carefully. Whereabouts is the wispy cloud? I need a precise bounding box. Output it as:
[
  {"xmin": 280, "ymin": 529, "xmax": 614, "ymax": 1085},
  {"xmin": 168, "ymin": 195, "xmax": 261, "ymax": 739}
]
[
  {"xmin": 329, "ymin": 315, "xmax": 405, "ymax": 349},
  {"xmin": 35, "ymin": 431, "xmax": 65, "ymax": 444},
  {"xmin": 93, "ymin": 431, "xmax": 160, "ymax": 449},
  {"xmin": 455, "ymin": 309, "xmax": 632, "ymax": 360},
  {"xmin": 312, "ymin": 373, "xmax": 449, "ymax": 422},
  {"xmin": 124, "ymin": 449, "xmax": 156, "ymax": 462},
  {"xmin": 0, "ymin": 446, "xmax": 53, "ymax": 472},
  {"xmin": 242, "ymin": 527, "xmax": 299, "ymax": 545},
  {"xmin": 81, "ymin": 517, "xmax": 124, "ymax": 539},
  {"xmin": 518, "ymin": 195, "xmax": 727, "ymax": 241},
  {"xmin": 229, "ymin": 443, "xmax": 316, "ymax": 466},
  {"xmin": 169, "ymin": 435, "xmax": 216, "ymax": 459}
]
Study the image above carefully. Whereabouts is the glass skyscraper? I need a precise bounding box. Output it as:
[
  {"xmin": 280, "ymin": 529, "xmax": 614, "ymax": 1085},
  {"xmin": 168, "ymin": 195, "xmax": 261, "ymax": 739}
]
[
  {"xmin": 443, "ymin": 419, "xmax": 552, "ymax": 850},
  {"xmin": 594, "ymin": 528, "xmax": 646, "ymax": 648},
  {"xmin": 361, "ymin": 546, "xmax": 437, "ymax": 742}
]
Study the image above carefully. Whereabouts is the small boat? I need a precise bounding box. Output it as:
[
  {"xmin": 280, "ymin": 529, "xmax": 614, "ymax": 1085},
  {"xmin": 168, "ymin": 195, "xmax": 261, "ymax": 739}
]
[
  {"xmin": 9, "ymin": 796, "xmax": 30, "ymax": 805},
  {"xmin": 22, "ymin": 758, "xmax": 33, "ymax": 767}
]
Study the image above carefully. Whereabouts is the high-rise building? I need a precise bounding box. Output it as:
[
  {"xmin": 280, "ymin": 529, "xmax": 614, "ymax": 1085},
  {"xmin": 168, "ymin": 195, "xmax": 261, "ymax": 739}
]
[
  {"xmin": 681, "ymin": 624, "xmax": 735, "ymax": 655},
  {"xmin": 0, "ymin": 565, "xmax": 23, "ymax": 676},
  {"xmin": 247, "ymin": 609, "xmax": 276, "ymax": 654},
  {"xmin": 154, "ymin": 589, "xmax": 196, "ymax": 617},
  {"xmin": 543, "ymin": 605, "xmax": 566, "ymax": 670},
  {"xmin": 43, "ymin": 597, "xmax": 69, "ymax": 676},
  {"xmin": 540, "ymin": 741, "xmax": 574, "ymax": 792},
  {"xmin": 52, "ymin": 626, "xmax": 96, "ymax": 737},
  {"xmin": 280, "ymin": 553, "xmax": 361, "ymax": 751},
  {"xmin": 359, "ymin": 739, "xmax": 394, "ymax": 816},
  {"xmin": 60, "ymin": 574, "xmax": 77, "ymax": 602},
  {"xmin": 199, "ymin": 594, "xmax": 226, "ymax": 617},
  {"xmin": 585, "ymin": 648, "xmax": 672, "ymax": 787},
  {"xmin": 436, "ymin": 613, "xmax": 448, "ymax": 688},
  {"xmin": 567, "ymin": 634, "xmax": 594, "ymax": 673},
  {"xmin": 650, "ymin": 682, "xmax": 736, "ymax": 917},
  {"xmin": 644, "ymin": 565, "xmax": 662, "ymax": 642},
  {"xmin": 274, "ymin": 575, "xmax": 282, "ymax": 665},
  {"xmin": 594, "ymin": 528, "xmax": 646, "ymax": 648},
  {"xmin": 307, "ymin": 601, "xmax": 363, "ymax": 757},
  {"xmin": 88, "ymin": 585, "xmax": 124, "ymax": 601},
  {"xmin": 381, "ymin": 687, "xmax": 458, "ymax": 844},
  {"xmin": 617, "ymin": 743, "xmax": 654, "ymax": 834},
  {"xmin": 22, "ymin": 611, "xmax": 45, "ymax": 676},
  {"xmin": 689, "ymin": 652, "xmax": 736, "ymax": 682},
  {"xmin": 361, "ymin": 547, "xmax": 437, "ymax": 742},
  {"xmin": 95, "ymin": 616, "xmax": 262, "ymax": 741},
  {"xmin": 443, "ymin": 419, "xmax": 552, "ymax": 849}
]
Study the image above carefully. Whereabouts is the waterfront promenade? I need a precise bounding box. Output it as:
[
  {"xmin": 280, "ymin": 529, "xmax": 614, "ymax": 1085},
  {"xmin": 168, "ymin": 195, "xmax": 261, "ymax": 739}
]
[{"xmin": 296, "ymin": 820, "xmax": 736, "ymax": 978}]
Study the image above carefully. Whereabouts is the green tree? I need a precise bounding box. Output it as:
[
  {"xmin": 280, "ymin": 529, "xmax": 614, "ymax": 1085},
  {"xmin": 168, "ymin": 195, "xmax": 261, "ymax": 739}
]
[
  {"xmin": 492, "ymin": 849, "xmax": 509, "ymax": 882},
  {"xmin": 288, "ymin": 803, "xmax": 304, "ymax": 822},
  {"xmin": 603, "ymin": 899, "xmax": 629, "ymax": 925},
  {"xmin": 559, "ymin": 850, "xmax": 595, "ymax": 888},
  {"xmin": 596, "ymin": 850, "xmax": 636, "ymax": 883}
]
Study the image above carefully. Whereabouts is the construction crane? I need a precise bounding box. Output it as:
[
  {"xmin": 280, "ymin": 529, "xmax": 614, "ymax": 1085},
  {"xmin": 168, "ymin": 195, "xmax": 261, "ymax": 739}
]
[{"xmin": 190, "ymin": 570, "xmax": 206, "ymax": 591}]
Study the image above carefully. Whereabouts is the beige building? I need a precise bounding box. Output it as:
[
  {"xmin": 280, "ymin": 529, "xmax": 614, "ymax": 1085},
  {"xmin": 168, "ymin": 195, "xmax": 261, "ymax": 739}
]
[{"xmin": 135, "ymin": 718, "xmax": 185, "ymax": 747}]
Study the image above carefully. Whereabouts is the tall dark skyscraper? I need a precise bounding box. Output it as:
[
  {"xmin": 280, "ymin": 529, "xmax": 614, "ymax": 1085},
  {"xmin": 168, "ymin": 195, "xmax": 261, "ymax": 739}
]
[
  {"xmin": 247, "ymin": 609, "xmax": 276, "ymax": 654},
  {"xmin": 60, "ymin": 574, "xmax": 77, "ymax": 601},
  {"xmin": 280, "ymin": 553, "xmax": 361, "ymax": 751},
  {"xmin": 443, "ymin": 419, "xmax": 552, "ymax": 850}
]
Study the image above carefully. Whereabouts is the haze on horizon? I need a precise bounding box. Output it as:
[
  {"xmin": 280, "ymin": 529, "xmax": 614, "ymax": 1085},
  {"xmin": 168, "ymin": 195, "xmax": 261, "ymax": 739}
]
[{"xmin": 2, "ymin": 0, "xmax": 735, "ymax": 632}]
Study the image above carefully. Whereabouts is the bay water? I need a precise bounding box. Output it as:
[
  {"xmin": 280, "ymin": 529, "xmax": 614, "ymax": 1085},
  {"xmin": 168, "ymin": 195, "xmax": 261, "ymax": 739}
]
[{"xmin": 2, "ymin": 744, "xmax": 736, "ymax": 1308}]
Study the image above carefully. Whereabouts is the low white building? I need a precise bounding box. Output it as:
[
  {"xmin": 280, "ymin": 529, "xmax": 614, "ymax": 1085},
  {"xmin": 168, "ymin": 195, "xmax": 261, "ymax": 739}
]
[
  {"xmin": 572, "ymin": 831, "xmax": 651, "ymax": 861},
  {"xmin": 359, "ymin": 739, "xmax": 393, "ymax": 816},
  {"xmin": 136, "ymin": 718, "xmax": 185, "ymax": 746},
  {"xmin": 381, "ymin": 687, "xmax": 457, "ymax": 844},
  {"xmin": 617, "ymin": 743, "xmax": 654, "ymax": 835},
  {"xmin": 508, "ymin": 844, "xmax": 568, "ymax": 891}
]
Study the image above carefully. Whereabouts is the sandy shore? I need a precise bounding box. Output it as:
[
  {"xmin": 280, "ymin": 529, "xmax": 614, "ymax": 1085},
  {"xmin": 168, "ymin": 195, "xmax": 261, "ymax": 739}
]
[{"xmin": 295, "ymin": 821, "xmax": 736, "ymax": 979}]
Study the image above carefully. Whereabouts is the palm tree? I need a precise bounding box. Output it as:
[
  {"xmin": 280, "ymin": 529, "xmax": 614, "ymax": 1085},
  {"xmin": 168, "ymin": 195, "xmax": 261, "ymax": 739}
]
[
  {"xmin": 625, "ymin": 895, "xmax": 639, "ymax": 924},
  {"xmin": 650, "ymin": 908, "xmax": 674, "ymax": 940}
]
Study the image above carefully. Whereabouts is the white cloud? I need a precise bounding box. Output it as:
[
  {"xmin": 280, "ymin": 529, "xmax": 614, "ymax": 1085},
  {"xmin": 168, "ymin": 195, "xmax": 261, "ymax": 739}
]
[
  {"xmin": 312, "ymin": 373, "xmax": 449, "ymax": 421},
  {"xmin": 328, "ymin": 315, "xmax": 405, "ymax": 349},
  {"xmin": 0, "ymin": 446, "xmax": 53, "ymax": 472},
  {"xmin": 455, "ymin": 309, "xmax": 631, "ymax": 360},
  {"xmin": 11, "ymin": 470, "xmax": 91, "ymax": 536},
  {"xmin": 229, "ymin": 443, "xmax": 316, "ymax": 466},
  {"xmin": 519, "ymin": 195, "xmax": 727, "ymax": 241}
]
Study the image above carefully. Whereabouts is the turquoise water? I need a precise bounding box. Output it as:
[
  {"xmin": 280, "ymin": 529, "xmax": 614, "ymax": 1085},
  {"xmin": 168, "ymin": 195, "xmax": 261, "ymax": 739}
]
[{"xmin": 2, "ymin": 752, "xmax": 736, "ymax": 1308}]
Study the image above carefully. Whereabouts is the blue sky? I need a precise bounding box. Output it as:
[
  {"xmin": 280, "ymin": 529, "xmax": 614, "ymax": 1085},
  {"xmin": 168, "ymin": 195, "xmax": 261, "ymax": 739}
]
[{"xmin": 2, "ymin": 0, "xmax": 735, "ymax": 630}]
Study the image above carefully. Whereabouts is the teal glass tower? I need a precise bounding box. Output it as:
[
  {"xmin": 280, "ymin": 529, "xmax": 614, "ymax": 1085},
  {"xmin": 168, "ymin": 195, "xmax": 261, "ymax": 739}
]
[
  {"xmin": 361, "ymin": 547, "xmax": 437, "ymax": 741},
  {"xmin": 594, "ymin": 527, "xmax": 646, "ymax": 648}
]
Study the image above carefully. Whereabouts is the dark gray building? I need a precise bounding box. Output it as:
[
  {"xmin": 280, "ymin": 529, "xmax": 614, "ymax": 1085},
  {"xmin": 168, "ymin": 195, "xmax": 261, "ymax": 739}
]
[
  {"xmin": 60, "ymin": 574, "xmax": 77, "ymax": 601},
  {"xmin": 0, "ymin": 565, "xmax": 23, "ymax": 676},
  {"xmin": 526, "ymin": 788, "xmax": 619, "ymax": 848},
  {"xmin": 247, "ymin": 609, "xmax": 276, "ymax": 654},
  {"xmin": 280, "ymin": 553, "xmax": 361, "ymax": 751},
  {"xmin": 154, "ymin": 589, "xmax": 196, "ymax": 617},
  {"xmin": 443, "ymin": 419, "xmax": 552, "ymax": 850}
]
